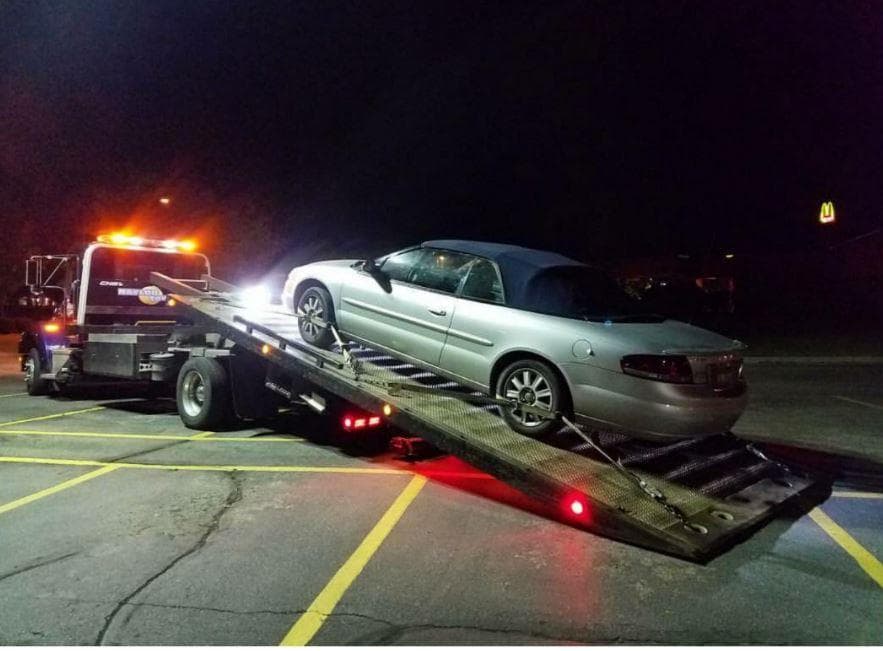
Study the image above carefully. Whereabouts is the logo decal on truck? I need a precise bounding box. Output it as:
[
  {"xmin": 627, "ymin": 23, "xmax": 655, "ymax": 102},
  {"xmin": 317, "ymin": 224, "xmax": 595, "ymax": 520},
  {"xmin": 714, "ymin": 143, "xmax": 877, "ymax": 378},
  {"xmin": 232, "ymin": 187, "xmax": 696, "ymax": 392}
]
[{"xmin": 117, "ymin": 285, "xmax": 167, "ymax": 305}]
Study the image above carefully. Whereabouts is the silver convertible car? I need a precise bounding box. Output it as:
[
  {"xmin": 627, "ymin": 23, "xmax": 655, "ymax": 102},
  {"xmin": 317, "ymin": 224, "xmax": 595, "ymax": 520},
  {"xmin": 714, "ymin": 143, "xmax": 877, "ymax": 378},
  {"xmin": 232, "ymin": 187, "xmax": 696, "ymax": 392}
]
[{"xmin": 282, "ymin": 240, "xmax": 747, "ymax": 440}]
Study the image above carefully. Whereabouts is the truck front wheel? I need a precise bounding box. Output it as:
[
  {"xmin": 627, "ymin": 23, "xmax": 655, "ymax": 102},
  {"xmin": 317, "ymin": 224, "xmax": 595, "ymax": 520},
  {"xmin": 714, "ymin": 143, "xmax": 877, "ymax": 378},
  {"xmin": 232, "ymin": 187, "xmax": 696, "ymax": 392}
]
[
  {"xmin": 24, "ymin": 348, "xmax": 51, "ymax": 396},
  {"xmin": 176, "ymin": 357, "xmax": 233, "ymax": 429}
]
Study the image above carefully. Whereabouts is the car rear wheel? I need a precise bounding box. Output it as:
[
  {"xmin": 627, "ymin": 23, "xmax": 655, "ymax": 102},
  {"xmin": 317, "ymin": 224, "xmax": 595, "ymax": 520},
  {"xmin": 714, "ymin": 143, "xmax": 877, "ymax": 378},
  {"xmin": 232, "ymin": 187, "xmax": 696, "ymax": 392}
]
[
  {"xmin": 496, "ymin": 359, "xmax": 563, "ymax": 437},
  {"xmin": 296, "ymin": 286, "xmax": 336, "ymax": 349}
]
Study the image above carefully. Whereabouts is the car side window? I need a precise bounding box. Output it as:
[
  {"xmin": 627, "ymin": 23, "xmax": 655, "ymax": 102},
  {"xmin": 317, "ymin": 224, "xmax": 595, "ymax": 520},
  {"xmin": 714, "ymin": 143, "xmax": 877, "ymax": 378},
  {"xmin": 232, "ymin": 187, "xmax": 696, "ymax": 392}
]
[
  {"xmin": 461, "ymin": 259, "xmax": 505, "ymax": 304},
  {"xmin": 409, "ymin": 249, "xmax": 474, "ymax": 294},
  {"xmin": 379, "ymin": 249, "xmax": 424, "ymax": 283}
]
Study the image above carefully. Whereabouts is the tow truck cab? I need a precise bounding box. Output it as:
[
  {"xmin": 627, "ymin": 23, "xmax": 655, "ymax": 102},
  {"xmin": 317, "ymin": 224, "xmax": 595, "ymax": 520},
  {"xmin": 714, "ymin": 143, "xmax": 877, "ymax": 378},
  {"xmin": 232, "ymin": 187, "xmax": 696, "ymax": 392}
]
[{"xmin": 20, "ymin": 235, "xmax": 209, "ymax": 394}]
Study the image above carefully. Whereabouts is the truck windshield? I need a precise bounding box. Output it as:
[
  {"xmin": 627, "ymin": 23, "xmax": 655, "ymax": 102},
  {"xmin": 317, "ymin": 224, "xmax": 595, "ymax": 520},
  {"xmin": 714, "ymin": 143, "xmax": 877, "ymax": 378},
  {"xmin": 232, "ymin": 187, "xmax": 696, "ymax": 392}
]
[
  {"xmin": 90, "ymin": 249, "xmax": 208, "ymax": 284},
  {"xmin": 83, "ymin": 247, "xmax": 210, "ymax": 325}
]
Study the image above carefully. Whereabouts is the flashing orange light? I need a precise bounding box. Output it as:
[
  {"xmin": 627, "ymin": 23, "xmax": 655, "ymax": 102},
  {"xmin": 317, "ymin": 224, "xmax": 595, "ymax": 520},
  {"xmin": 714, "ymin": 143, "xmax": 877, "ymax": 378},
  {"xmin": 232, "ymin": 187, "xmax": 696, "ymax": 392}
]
[
  {"xmin": 382, "ymin": 403, "xmax": 393, "ymax": 416},
  {"xmin": 819, "ymin": 201, "xmax": 836, "ymax": 224},
  {"xmin": 159, "ymin": 196, "xmax": 171, "ymax": 205},
  {"xmin": 161, "ymin": 238, "xmax": 197, "ymax": 251},
  {"xmin": 97, "ymin": 233, "xmax": 197, "ymax": 251},
  {"xmin": 261, "ymin": 343, "xmax": 270, "ymax": 355},
  {"xmin": 43, "ymin": 322, "xmax": 61, "ymax": 334},
  {"xmin": 167, "ymin": 298, "xmax": 177, "ymax": 307}
]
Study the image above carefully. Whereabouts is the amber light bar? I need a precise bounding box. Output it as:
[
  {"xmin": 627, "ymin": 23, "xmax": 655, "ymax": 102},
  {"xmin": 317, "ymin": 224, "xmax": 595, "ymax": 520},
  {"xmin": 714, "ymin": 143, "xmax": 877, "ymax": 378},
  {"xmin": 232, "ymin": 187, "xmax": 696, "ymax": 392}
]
[{"xmin": 97, "ymin": 232, "xmax": 197, "ymax": 251}]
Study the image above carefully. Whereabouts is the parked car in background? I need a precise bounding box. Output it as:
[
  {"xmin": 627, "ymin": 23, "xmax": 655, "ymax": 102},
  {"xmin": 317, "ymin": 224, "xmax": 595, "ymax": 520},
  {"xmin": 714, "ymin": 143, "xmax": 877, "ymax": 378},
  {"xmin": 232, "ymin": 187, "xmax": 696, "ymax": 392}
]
[{"xmin": 282, "ymin": 240, "xmax": 747, "ymax": 441}]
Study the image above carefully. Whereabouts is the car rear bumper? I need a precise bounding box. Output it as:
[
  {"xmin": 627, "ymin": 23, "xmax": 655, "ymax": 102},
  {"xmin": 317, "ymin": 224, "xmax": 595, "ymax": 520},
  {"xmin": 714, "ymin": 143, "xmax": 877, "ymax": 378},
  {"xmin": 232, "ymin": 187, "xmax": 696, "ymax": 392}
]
[{"xmin": 561, "ymin": 362, "xmax": 748, "ymax": 441}]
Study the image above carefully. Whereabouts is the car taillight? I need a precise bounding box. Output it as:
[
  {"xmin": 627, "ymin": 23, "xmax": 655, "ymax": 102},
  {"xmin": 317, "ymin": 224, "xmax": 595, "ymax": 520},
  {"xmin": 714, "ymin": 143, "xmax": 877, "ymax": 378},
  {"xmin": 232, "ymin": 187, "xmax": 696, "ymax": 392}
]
[{"xmin": 621, "ymin": 354, "xmax": 693, "ymax": 384}]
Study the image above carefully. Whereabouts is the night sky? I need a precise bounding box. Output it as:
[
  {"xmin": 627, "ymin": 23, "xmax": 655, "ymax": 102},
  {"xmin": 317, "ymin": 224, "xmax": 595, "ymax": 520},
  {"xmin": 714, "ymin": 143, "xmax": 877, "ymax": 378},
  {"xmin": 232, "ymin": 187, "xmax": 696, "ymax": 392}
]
[{"xmin": 1, "ymin": 1, "xmax": 881, "ymax": 282}]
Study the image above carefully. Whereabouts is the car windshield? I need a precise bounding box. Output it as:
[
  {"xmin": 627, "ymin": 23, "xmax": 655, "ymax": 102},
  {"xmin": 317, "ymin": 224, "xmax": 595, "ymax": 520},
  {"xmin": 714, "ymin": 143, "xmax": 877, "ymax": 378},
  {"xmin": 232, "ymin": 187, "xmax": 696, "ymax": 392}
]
[{"xmin": 524, "ymin": 266, "xmax": 662, "ymax": 322}]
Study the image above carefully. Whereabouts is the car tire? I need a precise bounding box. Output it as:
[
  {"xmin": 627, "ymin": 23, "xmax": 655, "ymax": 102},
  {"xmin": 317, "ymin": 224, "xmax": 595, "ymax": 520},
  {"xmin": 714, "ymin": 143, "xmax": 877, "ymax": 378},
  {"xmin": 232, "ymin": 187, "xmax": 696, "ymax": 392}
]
[
  {"xmin": 176, "ymin": 357, "xmax": 233, "ymax": 430},
  {"xmin": 24, "ymin": 348, "xmax": 51, "ymax": 396},
  {"xmin": 496, "ymin": 359, "xmax": 564, "ymax": 437},
  {"xmin": 296, "ymin": 285, "xmax": 336, "ymax": 349}
]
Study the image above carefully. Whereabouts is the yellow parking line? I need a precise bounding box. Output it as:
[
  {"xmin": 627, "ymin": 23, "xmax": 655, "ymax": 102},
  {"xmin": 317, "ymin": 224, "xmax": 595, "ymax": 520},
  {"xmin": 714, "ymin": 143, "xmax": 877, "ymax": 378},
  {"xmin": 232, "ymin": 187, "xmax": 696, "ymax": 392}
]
[
  {"xmin": 0, "ymin": 466, "xmax": 118, "ymax": 516},
  {"xmin": 832, "ymin": 491, "xmax": 883, "ymax": 499},
  {"xmin": 0, "ymin": 406, "xmax": 105, "ymax": 428},
  {"xmin": 280, "ymin": 475, "xmax": 427, "ymax": 646},
  {"xmin": 809, "ymin": 507, "xmax": 883, "ymax": 589},
  {"xmin": 0, "ymin": 392, "xmax": 27, "ymax": 399},
  {"xmin": 0, "ymin": 455, "xmax": 410, "ymax": 475},
  {"xmin": 189, "ymin": 431, "xmax": 216, "ymax": 439},
  {"xmin": 0, "ymin": 429, "xmax": 303, "ymax": 443}
]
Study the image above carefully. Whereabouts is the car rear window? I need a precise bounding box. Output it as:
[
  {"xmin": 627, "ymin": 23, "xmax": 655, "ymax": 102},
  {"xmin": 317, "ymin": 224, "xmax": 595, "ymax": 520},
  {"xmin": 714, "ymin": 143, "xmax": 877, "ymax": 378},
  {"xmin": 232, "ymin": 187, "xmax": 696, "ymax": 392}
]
[{"xmin": 524, "ymin": 266, "xmax": 638, "ymax": 320}]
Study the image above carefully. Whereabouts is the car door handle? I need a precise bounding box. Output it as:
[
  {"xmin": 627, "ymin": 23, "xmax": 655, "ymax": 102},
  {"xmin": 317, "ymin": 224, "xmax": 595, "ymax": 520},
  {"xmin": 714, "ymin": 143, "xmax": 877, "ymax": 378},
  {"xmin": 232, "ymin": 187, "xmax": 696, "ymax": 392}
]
[{"xmin": 427, "ymin": 307, "xmax": 447, "ymax": 316}]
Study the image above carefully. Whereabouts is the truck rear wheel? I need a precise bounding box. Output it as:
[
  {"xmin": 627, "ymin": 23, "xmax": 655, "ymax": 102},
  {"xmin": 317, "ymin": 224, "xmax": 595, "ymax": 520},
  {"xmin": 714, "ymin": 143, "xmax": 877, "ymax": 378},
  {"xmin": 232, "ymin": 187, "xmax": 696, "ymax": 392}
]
[
  {"xmin": 24, "ymin": 348, "xmax": 51, "ymax": 396},
  {"xmin": 176, "ymin": 357, "xmax": 233, "ymax": 429}
]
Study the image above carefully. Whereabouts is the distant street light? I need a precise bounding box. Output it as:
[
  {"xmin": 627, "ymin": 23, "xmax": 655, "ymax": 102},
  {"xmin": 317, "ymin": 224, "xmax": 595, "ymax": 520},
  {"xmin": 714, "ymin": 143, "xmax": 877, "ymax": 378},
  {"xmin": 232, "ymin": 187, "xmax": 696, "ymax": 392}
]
[
  {"xmin": 159, "ymin": 196, "xmax": 171, "ymax": 206},
  {"xmin": 819, "ymin": 201, "xmax": 835, "ymax": 224}
]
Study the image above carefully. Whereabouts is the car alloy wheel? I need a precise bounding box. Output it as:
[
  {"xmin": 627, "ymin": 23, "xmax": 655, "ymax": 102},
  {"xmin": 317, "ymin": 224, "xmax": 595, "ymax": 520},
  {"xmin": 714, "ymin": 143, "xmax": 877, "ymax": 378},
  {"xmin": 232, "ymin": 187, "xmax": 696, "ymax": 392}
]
[
  {"xmin": 503, "ymin": 367, "xmax": 555, "ymax": 428},
  {"xmin": 296, "ymin": 286, "xmax": 336, "ymax": 348}
]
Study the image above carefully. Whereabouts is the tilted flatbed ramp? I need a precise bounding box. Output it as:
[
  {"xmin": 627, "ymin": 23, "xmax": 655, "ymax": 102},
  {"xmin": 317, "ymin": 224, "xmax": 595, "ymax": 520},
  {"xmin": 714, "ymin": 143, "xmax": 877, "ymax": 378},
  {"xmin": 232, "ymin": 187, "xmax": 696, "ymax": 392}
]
[{"xmin": 153, "ymin": 273, "xmax": 820, "ymax": 561}]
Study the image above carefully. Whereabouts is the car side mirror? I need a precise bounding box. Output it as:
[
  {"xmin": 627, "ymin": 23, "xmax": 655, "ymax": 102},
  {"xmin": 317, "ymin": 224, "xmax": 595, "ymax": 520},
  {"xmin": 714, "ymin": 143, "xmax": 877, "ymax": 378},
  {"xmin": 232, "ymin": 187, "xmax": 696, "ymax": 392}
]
[{"xmin": 362, "ymin": 258, "xmax": 392, "ymax": 293}]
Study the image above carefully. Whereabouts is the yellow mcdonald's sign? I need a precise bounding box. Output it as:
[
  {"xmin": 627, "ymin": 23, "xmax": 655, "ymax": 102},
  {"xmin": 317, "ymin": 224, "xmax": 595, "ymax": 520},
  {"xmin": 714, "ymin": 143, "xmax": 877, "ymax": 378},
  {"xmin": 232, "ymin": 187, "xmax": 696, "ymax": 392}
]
[{"xmin": 819, "ymin": 201, "xmax": 835, "ymax": 224}]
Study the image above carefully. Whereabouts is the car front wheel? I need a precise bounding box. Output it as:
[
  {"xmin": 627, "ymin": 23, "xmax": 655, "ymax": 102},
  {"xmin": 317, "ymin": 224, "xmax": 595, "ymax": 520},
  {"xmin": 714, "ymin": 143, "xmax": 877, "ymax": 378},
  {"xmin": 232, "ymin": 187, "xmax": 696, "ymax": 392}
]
[
  {"xmin": 296, "ymin": 286, "xmax": 336, "ymax": 348},
  {"xmin": 496, "ymin": 359, "xmax": 564, "ymax": 437}
]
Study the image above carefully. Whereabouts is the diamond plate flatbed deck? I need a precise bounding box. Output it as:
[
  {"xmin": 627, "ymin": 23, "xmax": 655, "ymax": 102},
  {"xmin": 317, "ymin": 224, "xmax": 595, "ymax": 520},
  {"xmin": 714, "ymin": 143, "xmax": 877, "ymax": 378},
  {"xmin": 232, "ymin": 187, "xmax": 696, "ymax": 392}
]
[{"xmin": 152, "ymin": 274, "xmax": 822, "ymax": 561}]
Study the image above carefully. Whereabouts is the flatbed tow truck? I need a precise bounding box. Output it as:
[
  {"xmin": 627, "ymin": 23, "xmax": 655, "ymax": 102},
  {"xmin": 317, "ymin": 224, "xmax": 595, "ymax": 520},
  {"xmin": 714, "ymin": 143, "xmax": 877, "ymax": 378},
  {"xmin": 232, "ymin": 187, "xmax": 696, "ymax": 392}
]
[{"xmin": 18, "ymin": 234, "xmax": 822, "ymax": 561}]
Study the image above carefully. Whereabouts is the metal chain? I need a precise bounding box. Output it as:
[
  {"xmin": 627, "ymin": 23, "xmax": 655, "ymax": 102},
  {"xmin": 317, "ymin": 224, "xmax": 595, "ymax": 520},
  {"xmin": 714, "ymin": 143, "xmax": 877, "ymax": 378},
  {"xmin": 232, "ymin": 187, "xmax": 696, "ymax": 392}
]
[
  {"xmin": 311, "ymin": 319, "xmax": 697, "ymax": 531},
  {"xmin": 560, "ymin": 416, "xmax": 694, "ymax": 529},
  {"xmin": 328, "ymin": 324, "xmax": 363, "ymax": 376},
  {"xmin": 745, "ymin": 442, "xmax": 793, "ymax": 475}
]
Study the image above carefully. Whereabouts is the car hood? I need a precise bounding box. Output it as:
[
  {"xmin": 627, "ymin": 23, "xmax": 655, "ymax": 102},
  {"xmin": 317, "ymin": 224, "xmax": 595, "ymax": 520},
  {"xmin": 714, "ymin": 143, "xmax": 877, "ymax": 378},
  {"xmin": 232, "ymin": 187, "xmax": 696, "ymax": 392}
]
[
  {"xmin": 605, "ymin": 319, "xmax": 745, "ymax": 356},
  {"xmin": 290, "ymin": 259, "xmax": 359, "ymax": 276}
]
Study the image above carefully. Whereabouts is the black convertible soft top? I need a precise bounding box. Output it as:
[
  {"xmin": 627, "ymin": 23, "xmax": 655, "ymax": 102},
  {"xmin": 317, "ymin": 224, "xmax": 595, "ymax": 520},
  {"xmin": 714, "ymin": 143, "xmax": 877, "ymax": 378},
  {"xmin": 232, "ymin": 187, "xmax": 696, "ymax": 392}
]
[{"xmin": 422, "ymin": 239, "xmax": 602, "ymax": 312}]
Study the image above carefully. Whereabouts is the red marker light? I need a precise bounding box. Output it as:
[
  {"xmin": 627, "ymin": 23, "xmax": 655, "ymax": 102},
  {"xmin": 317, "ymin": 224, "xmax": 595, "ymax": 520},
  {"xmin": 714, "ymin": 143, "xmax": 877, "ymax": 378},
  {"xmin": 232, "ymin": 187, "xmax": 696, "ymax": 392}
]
[
  {"xmin": 368, "ymin": 416, "xmax": 381, "ymax": 426},
  {"xmin": 569, "ymin": 498, "xmax": 586, "ymax": 516},
  {"xmin": 343, "ymin": 417, "xmax": 353, "ymax": 429},
  {"xmin": 354, "ymin": 418, "xmax": 367, "ymax": 429}
]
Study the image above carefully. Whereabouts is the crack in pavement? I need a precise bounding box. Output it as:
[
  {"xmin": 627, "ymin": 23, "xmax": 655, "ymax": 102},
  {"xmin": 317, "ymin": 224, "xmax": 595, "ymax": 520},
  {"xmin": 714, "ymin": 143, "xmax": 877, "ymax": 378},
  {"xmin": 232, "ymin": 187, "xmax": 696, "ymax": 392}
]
[
  {"xmin": 334, "ymin": 611, "xmax": 585, "ymax": 645},
  {"xmin": 0, "ymin": 551, "xmax": 80, "ymax": 583},
  {"xmin": 94, "ymin": 471, "xmax": 244, "ymax": 645},
  {"xmin": 100, "ymin": 438, "xmax": 195, "ymax": 464},
  {"xmin": 333, "ymin": 611, "xmax": 665, "ymax": 645},
  {"xmin": 128, "ymin": 600, "xmax": 304, "ymax": 617}
]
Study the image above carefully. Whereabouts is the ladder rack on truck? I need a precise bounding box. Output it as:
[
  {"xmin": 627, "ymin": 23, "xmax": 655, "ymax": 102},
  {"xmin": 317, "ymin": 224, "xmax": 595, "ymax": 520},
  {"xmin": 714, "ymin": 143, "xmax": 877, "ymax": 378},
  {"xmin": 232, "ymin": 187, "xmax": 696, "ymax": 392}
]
[{"xmin": 152, "ymin": 272, "xmax": 819, "ymax": 561}]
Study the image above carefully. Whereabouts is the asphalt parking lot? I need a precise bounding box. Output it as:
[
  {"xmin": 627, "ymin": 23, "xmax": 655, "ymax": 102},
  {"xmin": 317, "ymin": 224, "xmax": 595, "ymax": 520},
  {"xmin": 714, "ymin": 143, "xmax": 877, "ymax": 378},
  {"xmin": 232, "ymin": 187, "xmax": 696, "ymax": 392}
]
[{"xmin": 0, "ymin": 342, "xmax": 881, "ymax": 644}]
